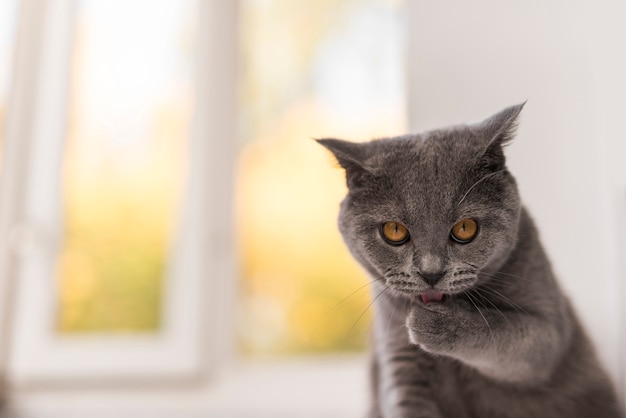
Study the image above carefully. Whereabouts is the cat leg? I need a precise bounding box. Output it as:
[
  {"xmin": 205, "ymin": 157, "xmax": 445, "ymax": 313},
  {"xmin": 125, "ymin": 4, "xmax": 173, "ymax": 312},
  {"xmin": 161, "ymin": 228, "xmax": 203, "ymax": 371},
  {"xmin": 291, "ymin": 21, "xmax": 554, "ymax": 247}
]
[
  {"xmin": 380, "ymin": 346, "xmax": 446, "ymax": 418},
  {"xmin": 372, "ymin": 293, "xmax": 448, "ymax": 418},
  {"xmin": 367, "ymin": 350, "xmax": 383, "ymax": 418},
  {"xmin": 374, "ymin": 329, "xmax": 447, "ymax": 418}
]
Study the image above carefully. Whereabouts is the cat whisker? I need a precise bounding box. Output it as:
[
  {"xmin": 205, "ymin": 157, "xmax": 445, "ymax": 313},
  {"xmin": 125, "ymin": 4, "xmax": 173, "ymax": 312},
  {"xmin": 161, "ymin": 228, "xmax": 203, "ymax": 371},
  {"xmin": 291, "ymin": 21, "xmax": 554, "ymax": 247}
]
[
  {"xmin": 360, "ymin": 313, "xmax": 377, "ymax": 346},
  {"xmin": 457, "ymin": 171, "xmax": 504, "ymax": 207},
  {"xmin": 477, "ymin": 276, "xmax": 528, "ymax": 290},
  {"xmin": 482, "ymin": 271, "xmax": 537, "ymax": 282},
  {"xmin": 362, "ymin": 290, "xmax": 401, "ymax": 344},
  {"xmin": 457, "ymin": 260, "xmax": 536, "ymax": 283},
  {"xmin": 385, "ymin": 296, "xmax": 409, "ymax": 336},
  {"xmin": 327, "ymin": 276, "xmax": 383, "ymax": 315},
  {"xmin": 478, "ymin": 285, "xmax": 531, "ymax": 315},
  {"xmin": 458, "ymin": 260, "xmax": 479, "ymax": 269},
  {"xmin": 347, "ymin": 286, "xmax": 390, "ymax": 338},
  {"xmin": 463, "ymin": 290, "xmax": 492, "ymax": 335},
  {"xmin": 359, "ymin": 290, "xmax": 408, "ymax": 345},
  {"xmin": 470, "ymin": 288, "xmax": 512, "ymax": 327}
]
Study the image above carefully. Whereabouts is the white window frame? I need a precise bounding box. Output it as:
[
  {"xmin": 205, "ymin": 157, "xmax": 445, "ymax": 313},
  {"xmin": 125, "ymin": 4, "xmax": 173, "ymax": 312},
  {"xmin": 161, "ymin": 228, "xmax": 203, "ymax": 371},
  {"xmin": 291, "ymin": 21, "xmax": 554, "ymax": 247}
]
[{"xmin": 0, "ymin": 0, "xmax": 238, "ymax": 385}]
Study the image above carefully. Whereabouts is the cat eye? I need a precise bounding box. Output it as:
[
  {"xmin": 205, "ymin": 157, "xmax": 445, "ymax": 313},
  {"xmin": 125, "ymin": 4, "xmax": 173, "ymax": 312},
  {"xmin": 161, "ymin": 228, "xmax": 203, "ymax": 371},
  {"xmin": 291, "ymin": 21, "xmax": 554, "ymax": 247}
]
[
  {"xmin": 450, "ymin": 218, "xmax": 478, "ymax": 243},
  {"xmin": 381, "ymin": 222, "xmax": 410, "ymax": 245}
]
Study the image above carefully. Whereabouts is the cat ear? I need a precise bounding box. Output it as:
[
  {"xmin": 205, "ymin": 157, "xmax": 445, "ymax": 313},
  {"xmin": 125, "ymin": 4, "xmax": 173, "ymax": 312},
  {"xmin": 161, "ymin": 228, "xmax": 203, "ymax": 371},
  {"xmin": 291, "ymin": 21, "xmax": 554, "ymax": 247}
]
[
  {"xmin": 316, "ymin": 138, "xmax": 371, "ymax": 189},
  {"xmin": 477, "ymin": 102, "xmax": 525, "ymax": 171}
]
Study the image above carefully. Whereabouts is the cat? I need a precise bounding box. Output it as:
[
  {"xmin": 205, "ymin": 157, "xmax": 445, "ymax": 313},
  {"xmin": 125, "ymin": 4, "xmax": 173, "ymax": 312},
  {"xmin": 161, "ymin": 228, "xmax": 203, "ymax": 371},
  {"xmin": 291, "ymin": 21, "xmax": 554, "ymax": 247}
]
[{"xmin": 318, "ymin": 104, "xmax": 623, "ymax": 418}]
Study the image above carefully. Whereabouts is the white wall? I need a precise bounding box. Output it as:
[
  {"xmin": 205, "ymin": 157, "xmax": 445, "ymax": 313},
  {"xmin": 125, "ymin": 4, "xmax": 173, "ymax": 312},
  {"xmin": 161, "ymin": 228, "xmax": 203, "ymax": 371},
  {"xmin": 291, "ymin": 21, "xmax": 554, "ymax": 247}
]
[{"xmin": 407, "ymin": 0, "xmax": 626, "ymax": 395}]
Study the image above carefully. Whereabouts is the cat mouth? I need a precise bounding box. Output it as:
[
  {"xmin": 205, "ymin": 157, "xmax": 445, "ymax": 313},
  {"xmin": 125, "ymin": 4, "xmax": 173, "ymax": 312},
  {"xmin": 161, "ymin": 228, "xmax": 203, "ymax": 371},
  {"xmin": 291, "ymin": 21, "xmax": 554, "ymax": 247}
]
[
  {"xmin": 386, "ymin": 275, "xmax": 448, "ymax": 303},
  {"xmin": 420, "ymin": 291, "xmax": 445, "ymax": 304}
]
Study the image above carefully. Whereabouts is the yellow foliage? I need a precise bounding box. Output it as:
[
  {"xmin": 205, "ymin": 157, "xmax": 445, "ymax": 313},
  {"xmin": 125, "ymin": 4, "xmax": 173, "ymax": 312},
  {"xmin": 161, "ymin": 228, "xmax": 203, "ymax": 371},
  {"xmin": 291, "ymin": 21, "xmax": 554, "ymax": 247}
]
[
  {"xmin": 57, "ymin": 100, "xmax": 188, "ymax": 332},
  {"xmin": 236, "ymin": 101, "xmax": 396, "ymax": 356}
]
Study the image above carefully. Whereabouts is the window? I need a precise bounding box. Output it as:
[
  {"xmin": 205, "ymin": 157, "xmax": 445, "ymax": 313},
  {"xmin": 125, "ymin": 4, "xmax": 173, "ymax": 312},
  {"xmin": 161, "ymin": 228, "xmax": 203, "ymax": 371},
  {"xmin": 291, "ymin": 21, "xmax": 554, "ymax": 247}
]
[
  {"xmin": 1, "ymin": 1, "xmax": 405, "ymax": 410},
  {"xmin": 3, "ymin": 0, "xmax": 231, "ymax": 384}
]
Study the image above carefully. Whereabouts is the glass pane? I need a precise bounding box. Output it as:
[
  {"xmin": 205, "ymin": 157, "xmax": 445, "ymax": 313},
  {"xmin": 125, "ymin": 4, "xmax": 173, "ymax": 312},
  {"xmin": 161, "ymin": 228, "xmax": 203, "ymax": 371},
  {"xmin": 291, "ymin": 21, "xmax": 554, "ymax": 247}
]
[
  {"xmin": 0, "ymin": 0, "xmax": 19, "ymax": 155},
  {"xmin": 57, "ymin": 0, "xmax": 197, "ymax": 333},
  {"xmin": 238, "ymin": 0, "xmax": 406, "ymax": 355}
]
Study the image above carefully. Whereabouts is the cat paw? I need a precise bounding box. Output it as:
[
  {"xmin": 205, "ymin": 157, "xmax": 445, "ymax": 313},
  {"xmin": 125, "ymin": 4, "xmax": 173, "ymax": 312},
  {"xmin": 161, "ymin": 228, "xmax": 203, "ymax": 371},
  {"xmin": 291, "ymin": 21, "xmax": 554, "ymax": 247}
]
[{"xmin": 405, "ymin": 303, "xmax": 462, "ymax": 354}]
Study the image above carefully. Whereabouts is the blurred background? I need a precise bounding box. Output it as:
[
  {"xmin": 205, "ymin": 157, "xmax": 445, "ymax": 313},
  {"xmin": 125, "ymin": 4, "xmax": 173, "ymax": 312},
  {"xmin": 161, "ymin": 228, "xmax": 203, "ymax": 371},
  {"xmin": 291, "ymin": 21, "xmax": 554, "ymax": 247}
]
[{"xmin": 0, "ymin": 0, "xmax": 625, "ymax": 417}]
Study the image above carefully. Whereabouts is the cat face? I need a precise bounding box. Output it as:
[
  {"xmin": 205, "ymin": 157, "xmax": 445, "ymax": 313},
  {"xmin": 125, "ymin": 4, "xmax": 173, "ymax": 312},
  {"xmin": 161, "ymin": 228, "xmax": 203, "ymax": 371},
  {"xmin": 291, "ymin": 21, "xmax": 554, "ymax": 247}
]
[{"xmin": 319, "ymin": 104, "xmax": 524, "ymax": 303}]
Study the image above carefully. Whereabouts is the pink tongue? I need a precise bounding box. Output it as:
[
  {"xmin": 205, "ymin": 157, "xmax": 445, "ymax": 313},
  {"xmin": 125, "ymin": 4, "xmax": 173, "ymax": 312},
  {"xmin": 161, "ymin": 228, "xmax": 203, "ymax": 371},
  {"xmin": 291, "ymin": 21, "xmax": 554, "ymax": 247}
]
[{"xmin": 421, "ymin": 291, "xmax": 444, "ymax": 304}]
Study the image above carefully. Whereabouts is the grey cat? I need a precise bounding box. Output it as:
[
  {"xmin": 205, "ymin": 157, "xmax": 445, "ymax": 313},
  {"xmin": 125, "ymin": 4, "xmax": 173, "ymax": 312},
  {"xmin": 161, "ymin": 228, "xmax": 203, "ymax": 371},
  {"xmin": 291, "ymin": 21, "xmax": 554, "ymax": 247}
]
[{"xmin": 318, "ymin": 104, "xmax": 623, "ymax": 418}]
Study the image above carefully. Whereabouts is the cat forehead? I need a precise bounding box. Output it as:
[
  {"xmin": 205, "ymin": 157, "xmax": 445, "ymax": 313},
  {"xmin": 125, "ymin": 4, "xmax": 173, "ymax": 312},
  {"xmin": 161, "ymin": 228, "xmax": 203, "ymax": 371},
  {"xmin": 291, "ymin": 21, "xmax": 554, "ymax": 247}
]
[
  {"xmin": 366, "ymin": 127, "xmax": 480, "ymax": 175},
  {"xmin": 354, "ymin": 130, "xmax": 484, "ymax": 219},
  {"xmin": 319, "ymin": 103, "xmax": 522, "ymax": 176}
]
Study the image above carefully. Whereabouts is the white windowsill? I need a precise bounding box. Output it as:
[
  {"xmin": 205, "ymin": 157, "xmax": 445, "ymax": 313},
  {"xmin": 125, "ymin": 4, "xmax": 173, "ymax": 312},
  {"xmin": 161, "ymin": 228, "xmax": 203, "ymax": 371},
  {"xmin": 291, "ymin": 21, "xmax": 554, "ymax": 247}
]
[{"xmin": 6, "ymin": 355, "xmax": 369, "ymax": 418}]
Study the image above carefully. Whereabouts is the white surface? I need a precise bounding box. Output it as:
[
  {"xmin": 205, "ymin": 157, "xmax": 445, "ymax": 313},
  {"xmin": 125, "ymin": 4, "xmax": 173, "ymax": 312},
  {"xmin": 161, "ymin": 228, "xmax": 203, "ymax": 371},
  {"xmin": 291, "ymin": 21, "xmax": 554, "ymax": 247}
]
[{"xmin": 7, "ymin": 356, "xmax": 368, "ymax": 418}]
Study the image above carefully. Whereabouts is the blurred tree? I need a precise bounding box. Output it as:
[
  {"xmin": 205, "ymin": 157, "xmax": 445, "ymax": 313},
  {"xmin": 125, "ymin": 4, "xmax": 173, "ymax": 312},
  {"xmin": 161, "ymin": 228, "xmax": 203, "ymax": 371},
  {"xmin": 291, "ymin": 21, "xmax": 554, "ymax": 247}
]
[{"xmin": 237, "ymin": 0, "xmax": 405, "ymax": 355}]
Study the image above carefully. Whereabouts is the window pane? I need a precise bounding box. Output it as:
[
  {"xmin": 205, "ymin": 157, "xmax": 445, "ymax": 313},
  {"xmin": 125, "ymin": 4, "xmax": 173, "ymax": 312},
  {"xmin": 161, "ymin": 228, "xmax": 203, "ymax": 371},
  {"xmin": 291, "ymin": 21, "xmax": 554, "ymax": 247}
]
[
  {"xmin": 0, "ymin": 0, "xmax": 19, "ymax": 155},
  {"xmin": 238, "ymin": 0, "xmax": 406, "ymax": 355},
  {"xmin": 57, "ymin": 0, "xmax": 197, "ymax": 333}
]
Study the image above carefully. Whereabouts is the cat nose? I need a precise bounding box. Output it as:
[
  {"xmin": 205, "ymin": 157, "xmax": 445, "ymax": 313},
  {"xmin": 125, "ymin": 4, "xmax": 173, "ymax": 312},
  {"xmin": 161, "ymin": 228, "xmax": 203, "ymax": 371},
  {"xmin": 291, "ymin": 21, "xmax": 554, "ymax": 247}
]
[
  {"xmin": 415, "ymin": 254, "xmax": 445, "ymax": 286},
  {"xmin": 419, "ymin": 270, "xmax": 445, "ymax": 286}
]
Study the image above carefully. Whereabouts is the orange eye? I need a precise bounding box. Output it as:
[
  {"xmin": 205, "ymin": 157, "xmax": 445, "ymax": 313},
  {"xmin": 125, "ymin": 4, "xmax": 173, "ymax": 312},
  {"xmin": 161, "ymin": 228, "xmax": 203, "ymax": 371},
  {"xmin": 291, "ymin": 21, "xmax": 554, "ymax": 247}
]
[
  {"xmin": 451, "ymin": 218, "xmax": 478, "ymax": 243},
  {"xmin": 381, "ymin": 222, "xmax": 410, "ymax": 245}
]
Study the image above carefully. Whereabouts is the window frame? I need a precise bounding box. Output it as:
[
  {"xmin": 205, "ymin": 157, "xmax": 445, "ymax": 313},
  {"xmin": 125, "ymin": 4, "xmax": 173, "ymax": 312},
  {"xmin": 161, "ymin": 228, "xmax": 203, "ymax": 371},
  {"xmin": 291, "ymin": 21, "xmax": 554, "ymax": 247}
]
[{"xmin": 0, "ymin": 0, "xmax": 238, "ymax": 386}]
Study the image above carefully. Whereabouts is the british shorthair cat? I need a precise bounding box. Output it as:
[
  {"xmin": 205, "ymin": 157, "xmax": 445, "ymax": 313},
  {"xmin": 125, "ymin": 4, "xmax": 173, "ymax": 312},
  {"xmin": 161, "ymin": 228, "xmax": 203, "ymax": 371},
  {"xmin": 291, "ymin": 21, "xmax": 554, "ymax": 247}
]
[{"xmin": 318, "ymin": 104, "xmax": 622, "ymax": 417}]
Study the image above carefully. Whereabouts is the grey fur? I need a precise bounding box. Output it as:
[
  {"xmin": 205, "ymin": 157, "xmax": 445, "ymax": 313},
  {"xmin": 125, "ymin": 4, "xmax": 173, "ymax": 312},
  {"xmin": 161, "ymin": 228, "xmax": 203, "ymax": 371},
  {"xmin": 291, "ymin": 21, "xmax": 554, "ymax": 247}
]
[{"xmin": 318, "ymin": 104, "xmax": 623, "ymax": 418}]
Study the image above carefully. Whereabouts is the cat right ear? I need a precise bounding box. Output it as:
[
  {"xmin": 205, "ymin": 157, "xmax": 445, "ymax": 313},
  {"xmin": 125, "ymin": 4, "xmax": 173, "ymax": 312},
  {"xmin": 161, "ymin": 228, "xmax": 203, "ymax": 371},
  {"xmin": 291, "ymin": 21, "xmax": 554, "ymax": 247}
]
[
  {"xmin": 476, "ymin": 102, "xmax": 525, "ymax": 171},
  {"xmin": 316, "ymin": 138, "xmax": 371, "ymax": 189}
]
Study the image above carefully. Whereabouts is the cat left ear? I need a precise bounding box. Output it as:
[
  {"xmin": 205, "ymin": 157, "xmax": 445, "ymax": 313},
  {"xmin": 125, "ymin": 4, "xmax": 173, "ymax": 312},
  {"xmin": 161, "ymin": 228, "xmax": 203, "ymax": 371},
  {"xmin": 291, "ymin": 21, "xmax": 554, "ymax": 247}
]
[
  {"xmin": 316, "ymin": 138, "xmax": 370, "ymax": 189},
  {"xmin": 477, "ymin": 102, "xmax": 525, "ymax": 171}
]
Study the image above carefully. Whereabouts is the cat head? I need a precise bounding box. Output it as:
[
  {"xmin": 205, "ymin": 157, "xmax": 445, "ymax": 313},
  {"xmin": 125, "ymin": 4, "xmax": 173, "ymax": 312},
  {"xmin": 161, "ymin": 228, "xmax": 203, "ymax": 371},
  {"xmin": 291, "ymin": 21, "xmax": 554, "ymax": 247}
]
[{"xmin": 318, "ymin": 104, "xmax": 524, "ymax": 303}]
